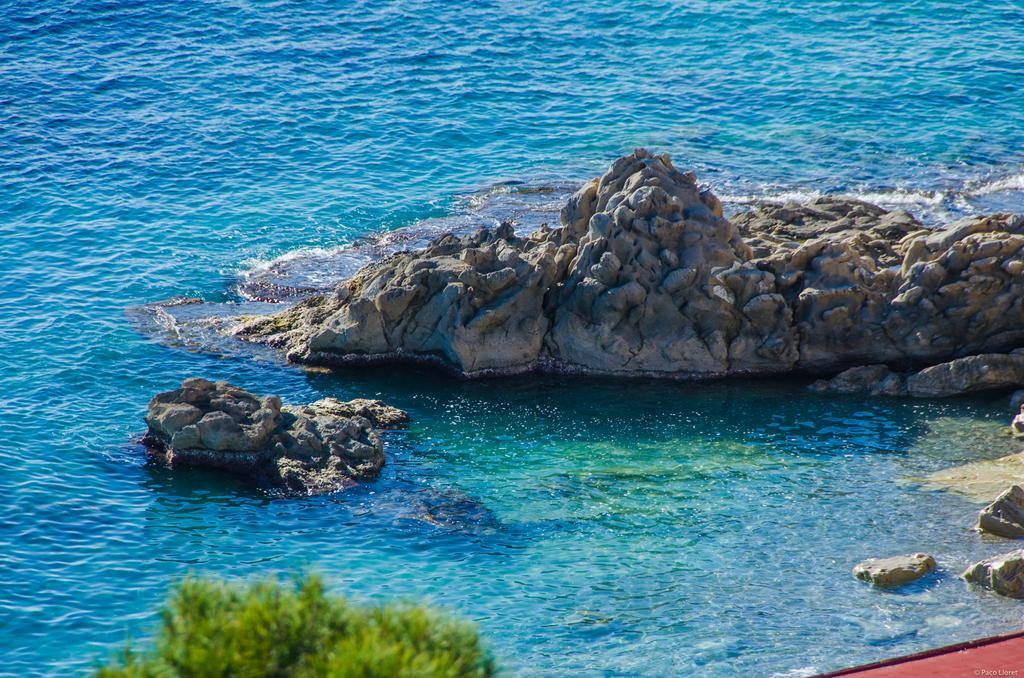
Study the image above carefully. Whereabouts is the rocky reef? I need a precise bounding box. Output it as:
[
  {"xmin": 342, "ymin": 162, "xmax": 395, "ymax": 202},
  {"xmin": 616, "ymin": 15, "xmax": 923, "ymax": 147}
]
[
  {"xmin": 144, "ymin": 378, "xmax": 407, "ymax": 495},
  {"xmin": 235, "ymin": 149, "xmax": 1024, "ymax": 382}
]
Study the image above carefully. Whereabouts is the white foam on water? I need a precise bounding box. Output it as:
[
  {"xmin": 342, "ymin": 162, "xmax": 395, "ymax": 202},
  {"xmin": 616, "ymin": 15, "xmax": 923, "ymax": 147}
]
[
  {"xmin": 848, "ymin": 189, "xmax": 945, "ymax": 207},
  {"xmin": 963, "ymin": 170, "xmax": 1024, "ymax": 197},
  {"xmin": 718, "ymin": 189, "xmax": 824, "ymax": 205},
  {"xmin": 234, "ymin": 169, "xmax": 1024, "ymax": 302},
  {"xmin": 239, "ymin": 243, "xmax": 353, "ymax": 271},
  {"xmin": 719, "ymin": 187, "xmax": 946, "ymax": 209},
  {"xmin": 233, "ymin": 180, "xmax": 574, "ymax": 301}
]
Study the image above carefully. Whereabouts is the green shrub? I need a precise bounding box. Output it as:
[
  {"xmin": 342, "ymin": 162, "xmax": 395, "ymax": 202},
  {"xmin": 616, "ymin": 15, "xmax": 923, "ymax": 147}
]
[{"xmin": 97, "ymin": 574, "xmax": 496, "ymax": 677}]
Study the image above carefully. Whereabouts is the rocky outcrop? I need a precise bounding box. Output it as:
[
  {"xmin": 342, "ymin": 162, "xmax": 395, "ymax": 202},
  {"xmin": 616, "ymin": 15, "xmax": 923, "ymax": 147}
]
[
  {"xmin": 236, "ymin": 150, "xmax": 1024, "ymax": 380},
  {"xmin": 853, "ymin": 553, "xmax": 937, "ymax": 587},
  {"xmin": 906, "ymin": 352, "xmax": 1024, "ymax": 397},
  {"xmin": 963, "ymin": 550, "xmax": 1024, "ymax": 598},
  {"xmin": 143, "ymin": 378, "xmax": 407, "ymax": 495},
  {"xmin": 810, "ymin": 351, "xmax": 1024, "ymax": 398},
  {"xmin": 978, "ymin": 485, "xmax": 1024, "ymax": 539}
]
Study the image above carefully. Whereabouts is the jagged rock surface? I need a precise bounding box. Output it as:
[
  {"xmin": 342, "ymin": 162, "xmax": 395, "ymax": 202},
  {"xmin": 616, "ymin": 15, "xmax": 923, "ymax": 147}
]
[
  {"xmin": 237, "ymin": 150, "xmax": 1024, "ymax": 380},
  {"xmin": 853, "ymin": 553, "xmax": 937, "ymax": 587},
  {"xmin": 978, "ymin": 485, "xmax": 1024, "ymax": 539},
  {"xmin": 304, "ymin": 397, "xmax": 410, "ymax": 428},
  {"xmin": 144, "ymin": 378, "xmax": 406, "ymax": 495},
  {"xmin": 963, "ymin": 550, "xmax": 1024, "ymax": 598}
]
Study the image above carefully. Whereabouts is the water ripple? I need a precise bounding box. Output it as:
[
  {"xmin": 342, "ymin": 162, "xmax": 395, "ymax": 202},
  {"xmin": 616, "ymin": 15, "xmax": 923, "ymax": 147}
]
[{"xmin": 2, "ymin": 0, "xmax": 1024, "ymax": 675}]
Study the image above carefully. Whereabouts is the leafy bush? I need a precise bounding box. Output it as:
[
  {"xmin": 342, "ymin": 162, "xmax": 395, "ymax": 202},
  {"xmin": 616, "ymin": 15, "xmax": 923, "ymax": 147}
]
[{"xmin": 97, "ymin": 574, "xmax": 496, "ymax": 677}]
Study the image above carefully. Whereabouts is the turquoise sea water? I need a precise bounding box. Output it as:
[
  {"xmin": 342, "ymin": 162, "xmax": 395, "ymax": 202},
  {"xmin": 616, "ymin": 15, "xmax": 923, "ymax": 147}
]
[{"xmin": 3, "ymin": 1, "xmax": 1024, "ymax": 674}]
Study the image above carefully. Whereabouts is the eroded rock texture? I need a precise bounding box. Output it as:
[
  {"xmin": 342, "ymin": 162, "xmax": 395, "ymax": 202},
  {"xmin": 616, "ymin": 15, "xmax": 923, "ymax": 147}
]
[
  {"xmin": 978, "ymin": 485, "xmax": 1024, "ymax": 539},
  {"xmin": 963, "ymin": 549, "xmax": 1024, "ymax": 598},
  {"xmin": 853, "ymin": 553, "xmax": 936, "ymax": 587},
  {"xmin": 809, "ymin": 351, "xmax": 1024, "ymax": 397},
  {"xmin": 237, "ymin": 150, "xmax": 1024, "ymax": 380},
  {"xmin": 144, "ymin": 378, "xmax": 406, "ymax": 495}
]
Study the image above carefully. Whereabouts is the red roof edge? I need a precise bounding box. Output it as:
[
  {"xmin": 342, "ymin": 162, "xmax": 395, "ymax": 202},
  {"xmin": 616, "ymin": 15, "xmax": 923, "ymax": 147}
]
[{"xmin": 816, "ymin": 628, "xmax": 1024, "ymax": 676}]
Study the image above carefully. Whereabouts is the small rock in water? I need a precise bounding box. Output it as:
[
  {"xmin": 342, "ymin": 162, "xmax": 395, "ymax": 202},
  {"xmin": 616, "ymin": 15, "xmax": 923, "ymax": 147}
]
[
  {"xmin": 143, "ymin": 378, "xmax": 407, "ymax": 496},
  {"xmin": 978, "ymin": 485, "xmax": 1024, "ymax": 538},
  {"xmin": 853, "ymin": 553, "xmax": 936, "ymax": 587},
  {"xmin": 962, "ymin": 550, "xmax": 1024, "ymax": 598}
]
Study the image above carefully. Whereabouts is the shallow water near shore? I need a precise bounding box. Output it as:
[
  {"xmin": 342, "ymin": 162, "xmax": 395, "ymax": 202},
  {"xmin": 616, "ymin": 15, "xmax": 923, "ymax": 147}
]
[
  {"xmin": 8, "ymin": 362, "xmax": 1024, "ymax": 676},
  {"xmin": 4, "ymin": 0, "xmax": 1024, "ymax": 675}
]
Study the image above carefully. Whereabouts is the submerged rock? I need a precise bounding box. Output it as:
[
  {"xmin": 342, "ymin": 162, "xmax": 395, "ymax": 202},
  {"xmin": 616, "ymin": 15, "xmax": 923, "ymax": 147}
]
[
  {"xmin": 144, "ymin": 378, "xmax": 407, "ymax": 495},
  {"xmin": 853, "ymin": 553, "xmax": 936, "ymax": 587},
  {"xmin": 978, "ymin": 485, "xmax": 1024, "ymax": 539},
  {"xmin": 920, "ymin": 452, "xmax": 1024, "ymax": 502},
  {"xmin": 962, "ymin": 550, "xmax": 1024, "ymax": 598},
  {"xmin": 236, "ymin": 149, "xmax": 1024, "ymax": 380}
]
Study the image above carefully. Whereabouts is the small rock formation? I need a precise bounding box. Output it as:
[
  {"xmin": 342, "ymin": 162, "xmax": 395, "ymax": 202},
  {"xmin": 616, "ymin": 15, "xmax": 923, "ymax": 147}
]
[
  {"xmin": 978, "ymin": 485, "xmax": 1024, "ymax": 538},
  {"xmin": 962, "ymin": 550, "xmax": 1024, "ymax": 598},
  {"xmin": 853, "ymin": 553, "xmax": 937, "ymax": 587},
  {"xmin": 236, "ymin": 150, "xmax": 1024, "ymax": 381},
  {"xmin": 809, "ymin": 351, "xmax": 1024, "ymax": 398},
  {"xmin": 809, "ymin": 364, "xmax": 906, "ymax": 396},
  {"xmin": 143, "ymin": 378, "xmax": 407, "ymax": 495},
  {"xmin": 906, "ymin": 351, "xmax": 1024, "ymax": 397}
]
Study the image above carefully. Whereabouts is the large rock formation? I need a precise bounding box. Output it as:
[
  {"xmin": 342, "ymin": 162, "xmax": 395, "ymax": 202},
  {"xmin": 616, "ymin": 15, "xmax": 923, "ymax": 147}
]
[
  {"xmin": 237, "ymin": 150, "xmax": 1024, "ymax": 380},
  {"xmin": 144, "ymin": 378, "xmax": 406, "ymax": 495}
]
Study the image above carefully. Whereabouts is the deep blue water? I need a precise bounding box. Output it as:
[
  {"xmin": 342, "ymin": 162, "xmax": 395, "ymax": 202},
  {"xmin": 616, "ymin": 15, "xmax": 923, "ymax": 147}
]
[{"xmin": 3, "ymin": 1, "xmax": 1024, "ymax": 675}]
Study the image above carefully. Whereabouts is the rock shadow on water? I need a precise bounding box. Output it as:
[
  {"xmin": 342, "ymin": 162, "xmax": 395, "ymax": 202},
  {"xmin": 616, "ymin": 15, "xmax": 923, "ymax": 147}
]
[{"xmin": 133, "ymin": 435, "xmax": 514, "ymax": 545}]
